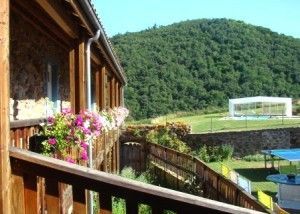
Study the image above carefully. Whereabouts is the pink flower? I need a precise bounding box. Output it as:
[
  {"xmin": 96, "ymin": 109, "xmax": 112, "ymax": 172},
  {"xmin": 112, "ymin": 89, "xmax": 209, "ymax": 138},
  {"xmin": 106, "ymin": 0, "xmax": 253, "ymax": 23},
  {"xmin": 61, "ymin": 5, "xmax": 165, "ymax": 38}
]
[
  {"xmin": 74, "ymin": 115, "xmax": 83, "ymax": 126},
  {"xmin": 48, "ymin": 138, "xmax": 56, "ymax": 145},
  {"xmin": 47, "ymin": 116, "xmax": 55, "ymax": 125},
  {"xmin": 80, "ymin": 141, "xmax": 88, "ymax": 149},
  {"xmin": 81, "ymin": 150, "xmax": 88, "ymax": 161},
  {"xmin": 66, "ymin": 157, "xmax": 75, "ymax": 163},
  {"xmin": 62, "ymin": 108, "xmax": 72, "ymax": 115}
]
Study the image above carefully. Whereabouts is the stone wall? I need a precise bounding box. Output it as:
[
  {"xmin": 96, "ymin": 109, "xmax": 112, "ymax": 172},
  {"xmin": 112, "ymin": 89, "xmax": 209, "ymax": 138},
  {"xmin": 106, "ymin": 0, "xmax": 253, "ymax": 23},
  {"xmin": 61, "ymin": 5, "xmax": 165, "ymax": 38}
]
[
  {"xmin": 10, "ymin": 11, "xmax": 70, "ymax": 121},
  {"xmin": 183, "ymin": 127, "xmax": 300, "ymax": 157}
]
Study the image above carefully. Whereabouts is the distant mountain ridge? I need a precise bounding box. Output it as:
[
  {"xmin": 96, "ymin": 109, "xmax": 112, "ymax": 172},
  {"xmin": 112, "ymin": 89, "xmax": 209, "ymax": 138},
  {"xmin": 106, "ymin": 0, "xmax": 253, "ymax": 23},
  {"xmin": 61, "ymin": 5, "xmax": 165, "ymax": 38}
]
[{"xmin": 111, "ymin": 18, "xmax": 300, "ymax": 119}]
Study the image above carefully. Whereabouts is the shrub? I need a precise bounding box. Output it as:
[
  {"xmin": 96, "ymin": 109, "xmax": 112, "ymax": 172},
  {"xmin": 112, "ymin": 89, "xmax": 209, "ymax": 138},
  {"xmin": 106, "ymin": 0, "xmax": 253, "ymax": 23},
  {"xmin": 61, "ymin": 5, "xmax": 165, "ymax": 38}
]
[
  {"xmin": 146, "ymin": 127, "xmax": 191, "ymax": 153},
  {"xmin": 220, "ymin": 144, "xmax": 234, "ymax": 160},
  {"xmin": 242, "ymin": 154, "xmax": 265, "ymax": 162},
  {"xmin": 193, "ymin": 145, "xmax": 210, "ymax": 162},
  {"xmin": 194, "ymin": 144, "xmax": 234, "ymax": 162}
]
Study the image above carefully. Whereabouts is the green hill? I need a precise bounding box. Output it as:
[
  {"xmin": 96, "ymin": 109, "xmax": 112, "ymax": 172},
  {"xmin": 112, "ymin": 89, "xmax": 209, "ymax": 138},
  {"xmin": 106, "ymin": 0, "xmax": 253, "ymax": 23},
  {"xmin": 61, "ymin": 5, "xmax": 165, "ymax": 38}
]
[{"xmin": 111, "ymin": 19, "xmax": 300, "ymax": 119}]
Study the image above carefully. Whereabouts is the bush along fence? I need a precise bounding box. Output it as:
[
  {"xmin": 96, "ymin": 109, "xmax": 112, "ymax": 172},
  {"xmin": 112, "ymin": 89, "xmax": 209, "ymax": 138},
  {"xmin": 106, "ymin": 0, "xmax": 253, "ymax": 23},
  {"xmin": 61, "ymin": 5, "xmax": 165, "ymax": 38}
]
[{"xmin": 120, "ymin": 141, "xmax": 271, "ymax": 213}]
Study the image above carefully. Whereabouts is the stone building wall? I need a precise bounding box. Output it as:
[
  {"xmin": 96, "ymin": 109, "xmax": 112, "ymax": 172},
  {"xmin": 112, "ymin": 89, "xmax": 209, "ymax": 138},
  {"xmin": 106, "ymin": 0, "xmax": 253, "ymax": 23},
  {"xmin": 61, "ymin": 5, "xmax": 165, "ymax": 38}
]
[
  {"xmin": 10, "ymin": 11, "xmax": 70, "ymax": 121},
  {"xmin": 183, "ymin": 127, "xmax": 300, "ymax": 157}
]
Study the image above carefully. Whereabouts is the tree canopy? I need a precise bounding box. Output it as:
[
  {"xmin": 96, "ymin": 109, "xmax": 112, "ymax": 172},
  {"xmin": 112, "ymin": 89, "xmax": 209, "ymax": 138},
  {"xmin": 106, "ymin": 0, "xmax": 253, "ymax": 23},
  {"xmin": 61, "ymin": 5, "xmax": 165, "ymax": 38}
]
[{"xmin": 111, "ymin": 19, "xmax": 300, "ymax": 119}]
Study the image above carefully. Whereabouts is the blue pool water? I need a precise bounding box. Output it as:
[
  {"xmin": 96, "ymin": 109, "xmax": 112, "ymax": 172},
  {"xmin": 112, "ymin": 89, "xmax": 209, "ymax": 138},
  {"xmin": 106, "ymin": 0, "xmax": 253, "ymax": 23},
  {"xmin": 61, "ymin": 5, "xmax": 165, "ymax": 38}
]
[{"xmin": 233, "ymin": 115, "xmax": 271, "ymax": 120}]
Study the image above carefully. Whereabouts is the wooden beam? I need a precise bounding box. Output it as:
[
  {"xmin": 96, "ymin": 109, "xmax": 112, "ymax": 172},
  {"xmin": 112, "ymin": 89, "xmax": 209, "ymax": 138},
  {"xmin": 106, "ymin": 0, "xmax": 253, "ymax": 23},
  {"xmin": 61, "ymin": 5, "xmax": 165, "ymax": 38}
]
[
  {"xmin": 120, "ymin": 86, "xmax": 125, "ymax": 106},
  {"xmin": 45, "ymin": 178, "xmax": 60, "ymax": 214},
  {"xmin": 91, "ymin": 47, "xmax": 102, "ymax": 66},
  {"xmin": 100, "ymin": 66, "xmax": 106, "ymax": 110},
  {"xmin": 110, "ymin": 77, "xmax": 116, "ymax": 108},
  {"xmin": 11, "ymin": 166, "xmax": 25, "ymax": 214},
  {"xmin": 0, "ymin": 0, "xmax": 11, "ymax": 212},
  {"xmin": 24, "ymin": 174, "xmax": 38, "ymax": 214},
  {"xmin": 35, "ymin": 0, "xmax": 78, "ymax": 39},
  {"xmin": 12, "ymin": 1, "xmax": 72, "ymax": 49},
  {"xmin": 78, "ymin": 41, "xmax": 86, "ymax": 110},
  {"xmin": 115, "ymin": 81, "xmax": 119, "ymax": 107},
  {"xmin": 67, "ymin": 0, "xmax": 93, "ymax": 35},
  {"xmin": 69, "ymin": 48, "xmax": 76, "ymax": 110},
  {"xmin": 95, "ymin": 67, "xmax": 101, "ymax": 110}
]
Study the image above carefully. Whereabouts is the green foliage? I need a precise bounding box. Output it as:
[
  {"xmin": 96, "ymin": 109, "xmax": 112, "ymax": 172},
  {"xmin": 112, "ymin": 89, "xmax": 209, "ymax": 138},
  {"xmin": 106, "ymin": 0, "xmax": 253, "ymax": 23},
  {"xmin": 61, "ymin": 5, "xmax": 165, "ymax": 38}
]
[
  {"xmin": 242, "ymin": 154, "xmax": 267, "ymax": 162},
  {"xmin": 111, "ymin": 167, "xmax": 154, "ymax": 214},
  {"xmin": 145, "ymin": 128, "xmax": 191, "ymax": 153},
  {"xmin": 111, "ymin": 18, "xmax": 300, "ymax": 119},
  {"xmin": 220, "ymin": 144, "xmax": 234, "ymax": 160},
  {"xmin": 194, "ymin": 144, "xmax": 234, "ymax": 162},
  {"xmin": 194, "ymin": 145, "xmax": 210, "ymax": 162}
]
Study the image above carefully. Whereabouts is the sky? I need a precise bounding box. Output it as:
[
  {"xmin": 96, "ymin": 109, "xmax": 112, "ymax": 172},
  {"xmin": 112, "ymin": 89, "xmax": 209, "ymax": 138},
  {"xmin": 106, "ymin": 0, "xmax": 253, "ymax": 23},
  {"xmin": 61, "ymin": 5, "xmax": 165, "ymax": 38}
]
[{"xmin": 93, "ymin": 0, "xmax": 300, "ymax": 39}]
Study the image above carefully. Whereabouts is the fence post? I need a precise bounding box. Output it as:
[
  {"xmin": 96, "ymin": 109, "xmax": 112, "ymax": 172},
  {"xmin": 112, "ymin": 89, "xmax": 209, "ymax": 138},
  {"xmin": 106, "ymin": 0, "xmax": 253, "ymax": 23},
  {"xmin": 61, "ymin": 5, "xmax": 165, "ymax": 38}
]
[
  {"xmin": 176, "ymin": 153, "xmax": 179, "ymax": 190},
  {"xmin": 164, "ymin": 148, "xmax": 167, "ymax": 184},
  {"xmin": 216, "ymin": 174, "xmax": 220, "ymax": 201}
]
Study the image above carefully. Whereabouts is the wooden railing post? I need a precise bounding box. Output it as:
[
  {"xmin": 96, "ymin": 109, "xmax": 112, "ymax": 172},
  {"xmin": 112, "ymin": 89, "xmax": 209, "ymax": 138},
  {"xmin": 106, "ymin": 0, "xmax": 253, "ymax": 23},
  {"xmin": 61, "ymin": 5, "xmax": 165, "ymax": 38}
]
[
  {"xmin": 100, "ymin": 66, "xmax": 106, "ymax": 110},
  {"xmin": 69, "ymin": 48, "xmax": 76, "ymax": 110},
  {"xmin": 0, "ymin": 3, "xmax": 11, "ymax": 211},
  {"xmin": 45, "ymin": 178, "xmax": 60, "ymax": 214},
  {"xmin": 11, "ymin": 160, "xmax": 25, "ymax": 214},
  {"xmin": 24, "ymin": 173, "xmax": 39, "ymax": 214},
  {"xmin": 103, "ymin": 133, "xmax": 108, "ymax": 172},
  {"xmin": 116, "ymin": 134, "xmax": 120, "ymax": 173}
]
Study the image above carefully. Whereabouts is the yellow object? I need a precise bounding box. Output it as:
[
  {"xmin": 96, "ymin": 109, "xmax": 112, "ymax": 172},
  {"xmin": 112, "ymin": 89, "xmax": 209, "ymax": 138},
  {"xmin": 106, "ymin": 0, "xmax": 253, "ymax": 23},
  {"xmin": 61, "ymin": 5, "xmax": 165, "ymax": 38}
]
[
  {"xmin": 221, "ymin": 164, "xmax": 231, "ymax": 178},
  {"xmin": 279, "ymin": 165, "xmax": 297, "ymax": 174},
  {"xmin": 258, "ymin": 190, "xmax": 273, "ymax": 210},
  {"xmin": 273, "ymin": 203, "xmax": 289, "ymax": 214}
]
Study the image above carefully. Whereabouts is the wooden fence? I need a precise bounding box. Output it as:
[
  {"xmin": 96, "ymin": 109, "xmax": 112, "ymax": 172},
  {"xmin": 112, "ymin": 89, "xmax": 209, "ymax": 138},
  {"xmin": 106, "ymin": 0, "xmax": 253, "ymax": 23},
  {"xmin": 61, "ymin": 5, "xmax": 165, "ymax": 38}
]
[
  {"xmin": 121, "ymin": 142, "xmax": 270, "ymax": 213},
  {"xmin": 120, "ymin": 142, "xmax": 147, "ymax": 172},
  {"xmin": 9, "ymin": 147, "xmax": 265, "ymax": 214},
  {"xmin": 10, "ymin": 118, "xmax": 43, "ymax": 149}
]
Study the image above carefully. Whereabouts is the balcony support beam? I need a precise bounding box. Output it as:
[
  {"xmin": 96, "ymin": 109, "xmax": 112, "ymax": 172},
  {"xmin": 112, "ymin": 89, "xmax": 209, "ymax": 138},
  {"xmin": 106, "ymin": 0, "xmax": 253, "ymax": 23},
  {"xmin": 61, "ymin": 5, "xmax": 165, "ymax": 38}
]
[{"xmin": 0, "ymin": 0, "xmax": 11, "ymax": 212}]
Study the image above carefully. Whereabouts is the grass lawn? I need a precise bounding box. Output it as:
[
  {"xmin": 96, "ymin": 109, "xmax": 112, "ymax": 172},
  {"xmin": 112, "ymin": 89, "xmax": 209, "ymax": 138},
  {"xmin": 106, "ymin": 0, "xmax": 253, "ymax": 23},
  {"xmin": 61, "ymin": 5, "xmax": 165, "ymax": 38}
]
[
  {"xmin": 207, "ymin": 159, "xmax": 278, "ymax": 199},
  {"xmin": 150, "ymin": 112, "xmax": 300, "ymax": 133}
]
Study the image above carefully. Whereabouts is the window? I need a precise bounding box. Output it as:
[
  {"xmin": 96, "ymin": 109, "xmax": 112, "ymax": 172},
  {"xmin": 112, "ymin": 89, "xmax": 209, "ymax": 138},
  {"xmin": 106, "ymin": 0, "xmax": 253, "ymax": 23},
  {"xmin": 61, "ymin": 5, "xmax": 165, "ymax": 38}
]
[{"xmin": 46, "ymin": 62, "xmax": 60, "ymax": 116}]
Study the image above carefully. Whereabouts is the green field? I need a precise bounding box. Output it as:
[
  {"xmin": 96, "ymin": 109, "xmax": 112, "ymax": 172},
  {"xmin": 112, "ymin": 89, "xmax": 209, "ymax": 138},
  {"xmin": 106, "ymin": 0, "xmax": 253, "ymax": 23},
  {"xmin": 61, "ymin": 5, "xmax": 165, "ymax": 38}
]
[
  {"xmin": 208, "ymin": 159, "xmax": 278, "ymax": 198},
  {"xmin": 149, "ymin": 112, "xmax": 300, "ymax": 133}
]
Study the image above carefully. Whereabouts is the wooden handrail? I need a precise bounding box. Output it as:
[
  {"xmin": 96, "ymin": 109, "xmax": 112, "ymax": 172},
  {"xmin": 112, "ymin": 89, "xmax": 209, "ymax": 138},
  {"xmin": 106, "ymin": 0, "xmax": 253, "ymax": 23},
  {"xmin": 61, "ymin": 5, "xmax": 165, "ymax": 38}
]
[
  {"xmin": 10, "ymin": 118, "xmax": 45, "ymax": 129},
  {"xmin": 9, "ymin": 147, "xmax": 264, "ymax": 214}
]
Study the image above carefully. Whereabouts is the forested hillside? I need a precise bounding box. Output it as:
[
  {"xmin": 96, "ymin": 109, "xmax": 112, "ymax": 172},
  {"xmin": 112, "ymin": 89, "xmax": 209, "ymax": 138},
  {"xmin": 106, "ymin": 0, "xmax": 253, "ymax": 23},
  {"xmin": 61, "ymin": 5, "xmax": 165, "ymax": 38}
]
[{"xmin": 111, "ymin": 19, "xmax": 300, "ymax": 119}]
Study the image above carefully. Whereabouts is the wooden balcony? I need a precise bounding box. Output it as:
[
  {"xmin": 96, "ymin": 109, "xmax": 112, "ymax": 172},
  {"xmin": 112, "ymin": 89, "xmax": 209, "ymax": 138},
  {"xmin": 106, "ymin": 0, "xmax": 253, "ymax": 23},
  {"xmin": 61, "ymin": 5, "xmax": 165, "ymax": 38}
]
[{"xmin": 10, "ymin": 147, "xmax": 264, "ymax": 214}]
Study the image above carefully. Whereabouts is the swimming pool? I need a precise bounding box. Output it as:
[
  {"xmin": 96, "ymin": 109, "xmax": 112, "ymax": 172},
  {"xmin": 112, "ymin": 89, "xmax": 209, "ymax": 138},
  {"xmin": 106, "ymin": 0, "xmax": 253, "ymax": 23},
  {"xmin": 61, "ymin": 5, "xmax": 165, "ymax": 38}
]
[{"xmin": 232, "ymin": 115, "xmax": 271, "ymax": 120}]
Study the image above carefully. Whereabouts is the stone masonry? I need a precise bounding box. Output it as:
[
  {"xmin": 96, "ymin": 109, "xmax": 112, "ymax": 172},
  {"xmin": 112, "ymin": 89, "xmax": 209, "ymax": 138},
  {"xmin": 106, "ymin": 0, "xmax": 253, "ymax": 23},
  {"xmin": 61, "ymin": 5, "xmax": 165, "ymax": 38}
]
[{"xmin": 183, "ymin": 127, "xmax": 300, "ymax": 157}]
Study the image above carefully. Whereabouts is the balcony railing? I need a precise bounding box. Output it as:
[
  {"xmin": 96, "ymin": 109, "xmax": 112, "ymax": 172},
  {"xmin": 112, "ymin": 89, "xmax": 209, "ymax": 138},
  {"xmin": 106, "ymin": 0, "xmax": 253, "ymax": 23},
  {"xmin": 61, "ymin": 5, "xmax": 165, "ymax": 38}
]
[
  {"xmin": 10, "ymin": 147, "xmax": 264, "ymax": 214},
  {"xmin": 9, "ymin": 119, "xmax": 119, "ymax": 171}
]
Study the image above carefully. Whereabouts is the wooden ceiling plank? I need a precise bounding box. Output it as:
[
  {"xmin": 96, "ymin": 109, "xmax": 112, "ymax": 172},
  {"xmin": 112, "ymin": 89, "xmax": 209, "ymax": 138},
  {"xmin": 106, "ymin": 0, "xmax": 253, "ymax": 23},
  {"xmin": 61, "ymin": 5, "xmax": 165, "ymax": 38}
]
[
  {"xmin": 35, "ymin": 0, "xmax": 78, "ymax": 39},
  {"xmin": 12, "ymin": 2, "xmax": 72, "ymax": 49},
  {"xmin": 68, "ymin": 0, "xmax": 94, "ymax": 35}
]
